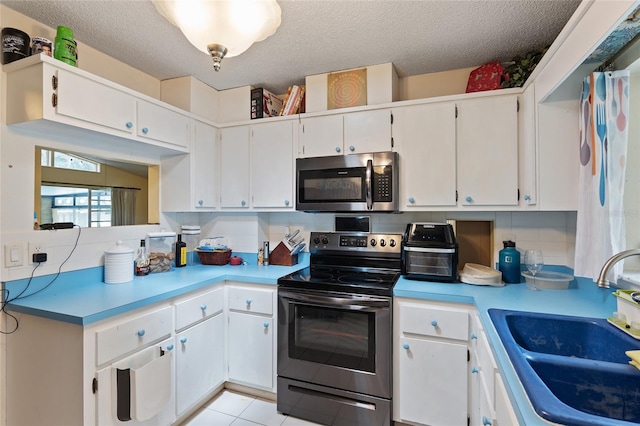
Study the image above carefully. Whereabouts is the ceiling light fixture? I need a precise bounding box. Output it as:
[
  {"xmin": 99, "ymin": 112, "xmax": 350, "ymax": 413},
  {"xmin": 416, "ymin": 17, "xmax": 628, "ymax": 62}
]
[{"xmin": 152, "ymin": 0, "xmax": 281, "ymax": 71}]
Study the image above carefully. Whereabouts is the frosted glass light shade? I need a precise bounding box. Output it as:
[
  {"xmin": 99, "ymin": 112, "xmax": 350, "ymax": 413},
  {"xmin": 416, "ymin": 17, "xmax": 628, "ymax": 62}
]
[{"xmin": 153, "ymin": 0, "xmax": 281, "ymax": 60}]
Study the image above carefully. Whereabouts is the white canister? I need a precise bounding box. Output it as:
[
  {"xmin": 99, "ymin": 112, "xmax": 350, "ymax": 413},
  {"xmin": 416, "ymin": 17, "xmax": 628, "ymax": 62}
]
[{"xmin": 104, "ymin": 240, "xmax": 134, "ymax": 284}]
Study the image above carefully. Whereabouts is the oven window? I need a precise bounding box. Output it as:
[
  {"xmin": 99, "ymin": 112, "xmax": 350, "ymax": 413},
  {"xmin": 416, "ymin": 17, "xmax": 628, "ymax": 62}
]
[{"xmin": 289, "ymin": 303, "xmax": 375, "ymax": 372}]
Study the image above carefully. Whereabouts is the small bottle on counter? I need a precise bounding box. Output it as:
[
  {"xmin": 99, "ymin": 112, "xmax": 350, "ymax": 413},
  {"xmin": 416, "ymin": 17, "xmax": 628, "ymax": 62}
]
[
  {"xmin": 135, "ymin": 239, "xmax": 150, "ymax": 276},
  {"xmin": 175, "ymin": 234, "xmax": 187, "ymax": 268},
  {"xmin": 258, "ymin": 247, "xmax": 264, "ymax": 265},
  {"xmin": 499, "ymin": 240, "xmax": 521, "ymax": 284},
  {"xmin": 263, "ymin": 241, "xmax": 270, "ymax": 266}
]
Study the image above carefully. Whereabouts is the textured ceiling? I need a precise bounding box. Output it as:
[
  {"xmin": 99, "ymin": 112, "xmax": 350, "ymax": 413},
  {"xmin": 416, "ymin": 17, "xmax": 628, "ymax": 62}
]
[{"xmin": 2, "ymin": 0, "xmax": 581, "ymax": 94}]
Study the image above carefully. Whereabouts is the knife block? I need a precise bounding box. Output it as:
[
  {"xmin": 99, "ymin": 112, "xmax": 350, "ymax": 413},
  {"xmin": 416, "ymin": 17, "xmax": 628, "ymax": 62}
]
[{"xmin": 269, "ymin": 241, "xmax": 298, "ymax": 266}]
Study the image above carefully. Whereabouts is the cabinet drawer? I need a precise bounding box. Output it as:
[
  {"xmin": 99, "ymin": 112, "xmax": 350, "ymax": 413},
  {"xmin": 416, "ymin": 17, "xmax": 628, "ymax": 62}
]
[
  {"xmin": 400, "ymin": 304, "xmax": 469, "ymax": 341},
  {"xmin": 175, "ymin": 287, "xmax": 224, "ymax": 331},
  {"xmin": 228, "ymin": 286, "xmax": 273, "ymax": 315},
  {"xmin": 96, "ymin": 306, "xmax": 172, "ymax": 366}
]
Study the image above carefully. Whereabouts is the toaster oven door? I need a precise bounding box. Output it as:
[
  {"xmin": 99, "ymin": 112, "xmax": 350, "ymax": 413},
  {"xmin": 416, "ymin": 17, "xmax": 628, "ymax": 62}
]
[{"xmin": 402, "ymin": 247, "xmax": 458, "ymax": 281}]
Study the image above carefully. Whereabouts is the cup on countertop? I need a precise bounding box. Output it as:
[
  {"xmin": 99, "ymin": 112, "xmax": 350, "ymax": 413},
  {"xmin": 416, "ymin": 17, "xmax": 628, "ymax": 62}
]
[{"xmin": 31, "ymin": 37, "xmax": 53, "ymax": 57}]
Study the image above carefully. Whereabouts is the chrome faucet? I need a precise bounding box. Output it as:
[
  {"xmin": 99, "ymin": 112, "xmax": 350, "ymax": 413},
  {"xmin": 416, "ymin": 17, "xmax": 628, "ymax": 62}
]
[{"xmin": 597, "ymin": 249, "xmax": 640, "ymax": 288}]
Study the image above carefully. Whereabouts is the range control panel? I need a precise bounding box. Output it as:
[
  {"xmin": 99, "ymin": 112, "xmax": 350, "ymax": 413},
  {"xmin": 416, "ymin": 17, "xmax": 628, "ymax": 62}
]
[{"xmin": 310, "ymin": 232, "xmax": 402, "ymax": 254}]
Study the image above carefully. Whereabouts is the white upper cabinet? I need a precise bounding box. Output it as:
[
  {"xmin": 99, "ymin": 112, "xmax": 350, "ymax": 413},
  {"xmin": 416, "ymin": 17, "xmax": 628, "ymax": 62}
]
[
  {"xmin": 137, "ymin": 100, "xmax": 190, "ymax": 149},
  {"xmin": 55, "ymin": 68, "xmax": 136, "ymax": 135},
  {"xmin": 250, "ymin": 120, "xmax": 295, "ymax": 209},
  {"xmin": 298, "ymin": 108, "xmax": 392, "ymax": 158},
  {"xmin": 219, "ymin": 126, "xmax": 251, "ymax": 209},
  {"xmin": 457, "ymin": 94, "xmax": 519, "ymax": 207},
  {"xmin": 161, "ymin": 120, "xmax": 217, "ymax": 212},
  {"xmin": 395, "ymin": 102, "xmax": 457, "ymax": 208},
  {"xmin": 299, "ymin": 114, "xmax": 344, "ymax": 157},
  {"xmin": 4, "ymin": 56, "xmax": 189, "ymax": 157},
  {"xmin": 343, "ymin": 109, "xmax": 393, "ymax": 154}
]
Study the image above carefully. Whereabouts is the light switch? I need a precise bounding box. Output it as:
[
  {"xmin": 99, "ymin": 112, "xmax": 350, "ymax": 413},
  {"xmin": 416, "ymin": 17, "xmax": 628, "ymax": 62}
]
[{"xmin": 5, "ymin": 243, "xmax": 23, "ymax": 267}]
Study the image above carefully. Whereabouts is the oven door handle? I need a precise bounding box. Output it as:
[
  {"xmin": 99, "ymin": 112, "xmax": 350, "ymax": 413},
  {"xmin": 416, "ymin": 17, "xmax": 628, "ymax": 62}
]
[
  {"xmin": 281, "ymin": 293, "xmax": 389, "ymax": 310},
  {"xmin": 365, "ymin": 159, "xmax": 373, "ymax": 210}
]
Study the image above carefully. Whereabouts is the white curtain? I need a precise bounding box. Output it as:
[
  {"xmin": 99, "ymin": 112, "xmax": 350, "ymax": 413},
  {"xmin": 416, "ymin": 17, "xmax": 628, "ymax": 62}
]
[
  {"xmin": 111, "ymin": 188, "xmax": 137, "ymax": 226},
  {"xmin": 575, "ymin": 71, "xmax": 630, "ymax": 282}
]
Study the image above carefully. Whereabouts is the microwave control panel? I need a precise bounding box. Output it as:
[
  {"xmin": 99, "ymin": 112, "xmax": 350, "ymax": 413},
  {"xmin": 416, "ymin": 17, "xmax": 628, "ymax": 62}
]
[{"xmin": 373, "ymin": 166, "xmax": 393, "ymax": 202}]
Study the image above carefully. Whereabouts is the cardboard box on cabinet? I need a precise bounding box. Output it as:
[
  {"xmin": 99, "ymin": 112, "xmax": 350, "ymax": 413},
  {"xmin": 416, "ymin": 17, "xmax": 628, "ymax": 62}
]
[{"xmin": 305, "ymin": 63, "xmax": 399, "ymax": 113}]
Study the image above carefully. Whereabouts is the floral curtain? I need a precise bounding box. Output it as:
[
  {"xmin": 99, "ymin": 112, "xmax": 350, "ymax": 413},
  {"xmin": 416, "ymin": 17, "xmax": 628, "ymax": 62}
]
[{"xmin": 575, "ymin": 71, "xmax": 630, "ymax": 282}]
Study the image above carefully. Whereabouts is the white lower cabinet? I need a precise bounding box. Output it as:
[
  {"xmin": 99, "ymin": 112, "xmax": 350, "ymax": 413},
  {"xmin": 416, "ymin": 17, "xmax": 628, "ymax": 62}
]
[
  {"xmin": 394, "ymin": 299, "xmax": 471, "ymax": 425},
  {"xmin": 175, "ymin": 314, "xmax": 225, "ymax": 417},
  {"xmin": 227, "ymin": 284, "xmax": 275, "ymax": 391}
]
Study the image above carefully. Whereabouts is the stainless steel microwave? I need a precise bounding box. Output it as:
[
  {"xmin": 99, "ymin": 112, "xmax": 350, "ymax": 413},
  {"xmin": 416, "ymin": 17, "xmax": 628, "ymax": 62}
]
[{"xmin": 296, "ymin": 151, "xmax": 399, "ymax": 212}]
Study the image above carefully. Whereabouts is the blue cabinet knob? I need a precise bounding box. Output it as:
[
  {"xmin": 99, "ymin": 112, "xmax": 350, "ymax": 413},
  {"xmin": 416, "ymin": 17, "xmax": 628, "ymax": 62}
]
[
  {"xmin": 349, "ymin": 145, "xmax": 355, "ymax": 152},
  {"xmin": 180, "ymin": 337, "xmax": 187, "ymax": 344},
  {"xmin": 482, "ymin": 416, "xmax": 492, "ymax": 425},
  {"xmin": 241, "ymin": 200, "xmax": 246, "ymax": 206},
  {"xmin": 524, "ymin": 194, "xmax": 531, "ymax": 201},
  {"xmin": 198, "ymin": 199, "xmax": 204, "ymax": 206},
  {"xmin": 285, "ymin": 200, "xmax": 290, "ymax": 206},
  {"xmin": 470, "ymin": 333, "xmax": 477, "ymax": 340},
  {"xmin": 408, "ymin": 197, "xmax": 415, "ymax": 204},
  {"xmin": 335, "ymin": 147, "xmax": 341, "ymax": 153},
  {"xmin": 246, "ymin": 299, "xmax": 252, "ymax": 306},
  {"xmin": 166, "ymin": 344, "xmax": 174, "ymax": 351},
  {"xmin": 142, "ymin": 127, "xmax": 149, "ymax": 134},
  {"xmin": 125, "ymin": 121, "xmax": 133, "ymax": 129},
  {"xmin": 200, "ymin": 304, "xmax": 207, "ymax": 311},
  {"xmin": 137, "ymin": 329, "xmax": 145, "ymax": 337},
  {"xmin": 472, "ymin": 367, "xmax": 479, "ymax": 374},
  {"xmin": 465, "ymin": 196, "xmax": 473, "ymax": 203},
  {"xmin": 431, "ymin": 320, "xmax": 438, "ymax": 327},
  {"xmin": 264, "ymin": 322, "xmax": 269, "ymax": 328},
  {"xmin": 403, "ymin": 343, "xmax": 410, "ymax": 350}
]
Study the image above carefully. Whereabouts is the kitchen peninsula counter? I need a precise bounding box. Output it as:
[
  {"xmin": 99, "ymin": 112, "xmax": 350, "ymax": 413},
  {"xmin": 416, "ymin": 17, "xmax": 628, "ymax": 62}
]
[{"xmin": 4, "ymin": 253, "xmax": 309, "ymax": 325}]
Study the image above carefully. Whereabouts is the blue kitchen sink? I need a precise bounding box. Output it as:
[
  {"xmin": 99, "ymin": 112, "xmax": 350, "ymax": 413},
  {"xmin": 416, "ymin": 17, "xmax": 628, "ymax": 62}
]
[{"xmin": 489, "ymin": 309, "xmax": 640, "ymax": 426}]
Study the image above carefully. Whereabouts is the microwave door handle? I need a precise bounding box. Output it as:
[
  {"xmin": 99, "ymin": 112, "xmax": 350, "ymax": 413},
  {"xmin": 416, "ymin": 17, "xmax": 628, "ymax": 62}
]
[{"xmin": 366, "ymin": 159, "xmax": 373, "ymax": 210}]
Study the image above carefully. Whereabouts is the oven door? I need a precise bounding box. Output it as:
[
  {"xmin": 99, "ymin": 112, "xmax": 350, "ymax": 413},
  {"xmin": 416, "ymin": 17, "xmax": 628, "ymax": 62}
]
[{"xmin": 277, "ymin": 288, "xmax": 392, "ymax": 398}]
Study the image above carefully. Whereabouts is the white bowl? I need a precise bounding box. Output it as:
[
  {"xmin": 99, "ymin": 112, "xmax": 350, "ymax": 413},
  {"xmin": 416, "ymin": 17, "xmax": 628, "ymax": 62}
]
[{"xmin": 522, "ymin": 270, "xmax": 574, "ymax": 290}]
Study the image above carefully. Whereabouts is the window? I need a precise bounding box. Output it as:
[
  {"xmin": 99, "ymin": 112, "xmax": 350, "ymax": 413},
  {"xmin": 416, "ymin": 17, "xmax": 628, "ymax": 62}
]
[
  {"xmin": 41, "ymin": 186, "xmax": 111, "ymax": 228},
  {"xmin": 41, "ymin": 149, "xmax": 101, "ymax": 172}
]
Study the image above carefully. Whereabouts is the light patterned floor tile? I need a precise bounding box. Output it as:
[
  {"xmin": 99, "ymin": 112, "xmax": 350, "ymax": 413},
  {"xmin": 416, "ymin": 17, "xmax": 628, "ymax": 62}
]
[
  {"xmin": 181, "ymin": 408, "xmax": 236, "ymax": 426},
  {"xmin": 239, "ymin": 398, "xmax": 287, "ymax": 426},
  {"xmin": 207, "ymin": 390, "xmax": 256, "ymax": 417}
]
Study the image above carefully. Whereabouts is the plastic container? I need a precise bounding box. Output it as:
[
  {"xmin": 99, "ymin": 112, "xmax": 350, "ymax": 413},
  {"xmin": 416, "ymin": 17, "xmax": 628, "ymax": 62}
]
[
  {"xmin": 54, "ymin": 25, "xmax": 77, "ymax": 66},
  {"xmin": 521, "ymin": 270, "xmax": 573, "ymax": 290},
  {"xmin": 146, "ymin": 232, "xmax": 176, "ymax": 273},
  {"xmin": 104, "ymin": 240, "xmax": 134, "ymax": 284},
  {"xmin": 499, "ymin": 240, "xmax": 521, "ymax": 284},
  {"xmin": 2, "ymin": 27, "xmax": 30, "ymax": 64},
  {"xmin": 459, "ymin": 263, "xmax": 503, "ymax": 286}
]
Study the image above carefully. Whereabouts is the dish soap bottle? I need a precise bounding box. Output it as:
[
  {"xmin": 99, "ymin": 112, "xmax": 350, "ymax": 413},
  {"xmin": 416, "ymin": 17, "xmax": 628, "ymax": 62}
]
[
  {"xmin": 499, "ymin": 240, "xmax": 521, "ymax": 284},
  {"xmin": 135, "ymin": 239, "xmax": 150, "ymax": 276},
  {"xmin": 175, "ymin": 234, "xmax": 187, "ymax": 267}
]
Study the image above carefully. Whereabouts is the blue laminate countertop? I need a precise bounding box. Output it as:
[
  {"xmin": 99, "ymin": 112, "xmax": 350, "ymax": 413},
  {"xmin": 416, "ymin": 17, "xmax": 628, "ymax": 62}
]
[
  {"xmin": 394, "ymin": 268, "xmax": 620, "ymax": 426},
  {"xmin": 4, "ymin": 252, "xmax": 309, "ymax": 325}
]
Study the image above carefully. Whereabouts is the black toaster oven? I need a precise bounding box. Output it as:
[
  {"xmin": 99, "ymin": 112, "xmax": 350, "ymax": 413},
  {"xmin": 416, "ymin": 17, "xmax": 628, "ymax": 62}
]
[{"xmin": 401, "ymin": 222, "xmax": 458, "ymax": 282}]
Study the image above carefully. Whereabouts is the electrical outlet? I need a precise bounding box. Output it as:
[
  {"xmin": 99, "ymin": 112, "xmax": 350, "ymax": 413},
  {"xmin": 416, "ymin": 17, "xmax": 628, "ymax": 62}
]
[{"xmin": 28, "ymin": 242, "xmax": 47, "ymax": 263}]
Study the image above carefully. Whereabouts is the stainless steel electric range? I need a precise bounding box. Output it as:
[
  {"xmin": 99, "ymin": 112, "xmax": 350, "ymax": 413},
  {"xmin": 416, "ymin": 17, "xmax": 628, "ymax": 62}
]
[{"xmin": 276, "ymin": 231, "xmax": 402, "ymax": 426}]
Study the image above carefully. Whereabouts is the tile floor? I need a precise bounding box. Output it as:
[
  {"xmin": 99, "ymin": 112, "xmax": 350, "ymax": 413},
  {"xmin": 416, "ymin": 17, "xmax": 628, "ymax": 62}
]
[{"xmin": 180, "ymin": 390, "xmax": 321, "ymax": 426}]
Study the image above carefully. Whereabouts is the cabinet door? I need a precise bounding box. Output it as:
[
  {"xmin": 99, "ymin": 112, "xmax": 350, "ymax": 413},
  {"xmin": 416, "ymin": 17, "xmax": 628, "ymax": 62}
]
[
  {"xmin": 299, "ymin": 115, "xmax": 344, "ymax": 157},
  {"xmin": 395, "ymin": 103, "xmax": 457, "ymax": 208},
  {"xmin": 219, "ymin": 126, "xmax": 250, "ymax": 209},
  {"xmin": 250, "ymin": 121, "xmax": 294, "ymax": 209},
  {"xmin": 192, "ymin": 120, "xmax": 218, "ymax": 209},
  {"xmin": 343, "ymin": 109, "xmax": 392, "ymax": 154},
  {"xmin": 228, "ymin": 312, "xmax": 273, "ymax": 389},
  {"xmin": 397, "ymin": 337, "xmax": 468, "ymax": 425},
  {"xmin": 457, "ymin": 96, "xmax": 519, "ymax": 206},
  {"xmin": 56, "ymin": 68, "xmax": 136, "ymax": 135},
  {"xmin": 136, "ymin": 100, "xmax": 190, "ymax": 149},
  {"xmin": 175, "ymin": 314, "xmax": 225, "ymax": 417}
]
